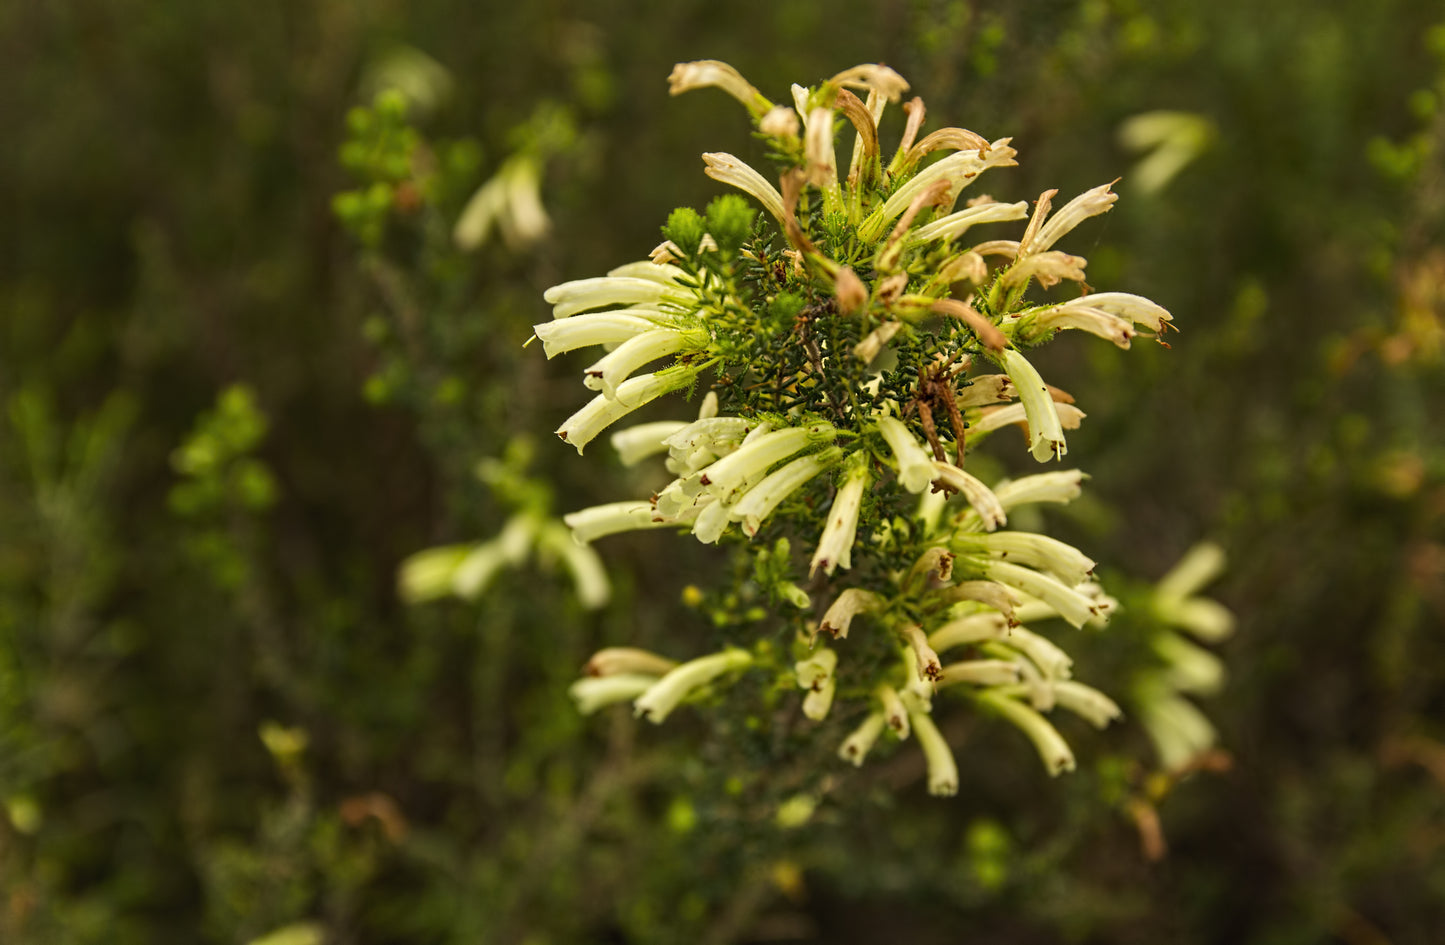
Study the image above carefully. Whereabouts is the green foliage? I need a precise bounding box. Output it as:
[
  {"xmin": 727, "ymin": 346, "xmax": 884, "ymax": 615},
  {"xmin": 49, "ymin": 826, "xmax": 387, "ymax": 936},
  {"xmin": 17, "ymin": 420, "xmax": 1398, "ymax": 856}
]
[
  {"xmin": 663, "ymin": 206, "xmax": 707, "ymax": 255},
  {"xmin": 1, "ymin": 2, "xmax": 1443, "ymax": 944},
  {"xmin": 704, "ymin": 194, "xmax": 757, "ymax": 258}
]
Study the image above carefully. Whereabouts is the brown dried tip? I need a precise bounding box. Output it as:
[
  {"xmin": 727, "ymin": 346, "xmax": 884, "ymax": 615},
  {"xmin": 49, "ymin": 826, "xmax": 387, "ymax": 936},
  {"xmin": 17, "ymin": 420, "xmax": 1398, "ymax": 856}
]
[
  {"xmin": 896, "ymin": 97, "xmax": 927, "ymax": 156},
  {"xmin": 834, "ymin": 88, "xmax": 880, "ymax": 168},
  {"xmin": 778, "ymin": 167, "xmax": 815, "ymax": 253},
  {"xmin": 1127, "ymin": 798, "xmax": 1167, "ymax": 862},
  {"xmin": 1018, "ymin": 188, "xmax": 1059, "ymax": 256},
  {"xmin": 834, "ymin": 266, "xmax": 868, "ymax": 314},
  {"xmin": 903, "ymin": 127, "xmax": 993, "ymax": 169},
  {"xmin": 1046, "ymin": 384, "xmax": 1076, "ymax": 404},
  {"xmin": 932, "ymin": 298, "xmax": 1006, "ymax": 352}
]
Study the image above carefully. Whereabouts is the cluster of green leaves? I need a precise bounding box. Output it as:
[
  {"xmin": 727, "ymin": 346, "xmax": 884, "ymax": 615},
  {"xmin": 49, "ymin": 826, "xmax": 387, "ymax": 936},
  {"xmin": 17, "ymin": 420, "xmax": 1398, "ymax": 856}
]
[
  {"xmin": 169, "ymin": 385, "xmax": 277, "ymax": 588},
  {"xmin": 3, "ymin": 1, "xmax": 1444, "ymax": 943}
]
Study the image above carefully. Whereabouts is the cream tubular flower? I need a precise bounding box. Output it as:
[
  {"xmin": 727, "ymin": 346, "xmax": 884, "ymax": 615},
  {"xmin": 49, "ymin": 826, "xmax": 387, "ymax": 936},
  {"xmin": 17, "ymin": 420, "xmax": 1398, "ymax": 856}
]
[
  {"xmin": 954, "ymin": 374, "xmax": 1015, "ymax": 408},
  {"xmin": 1163, "ymin": 597, "xmax": 1236, "ymax": 644},
  {"xmin": 817, "ymin": 587, "xmax": 883, "ymax": 641},
  {"xmin": 690, "ymin": 489, "xmax": 740, "ymax": 545},
  {"xmin": 991, "ymin": 470, "xmax": 1087, "ymax": 510},
  {"xmin": 909, "ymin": 707, "xmax": 959, "ymax": 796},
  {"xmin": 585, "ymin": 647, "xmax": 679, "ymax": 678},
  {"xmin": 803, "ymin": 676, "xmax": 837, "ymax": 720},
  {"xmin": 532, "ymin": 311, "xmax": 661, "ymax": 358},
  {"xmin": 969, "ymin": 401, "xmax": 1085, "ymax": 438},
  {"xmin": 697, "ymin": 424, "xmax": 834, "ymax": 500},
  {"xmin": 1009, "ymin": 656, "xmax": 1056, "ymax": 711},
  {"xmin": 900, "ymin": 624, "xmax": 943, "ymax": 681},
  {"xmin": 448, "ymin": 515, "xmax": 534, "ymax": 599},
  {"xmin": 583, "ymin": 328, "xmax": 699, "ymax": 398},
  {"xmin": 810, "ymin": 455, "xmax": 870, "ymax": 577},
  {"xmin": 795, "ymin": 647, "xmax": 838, "ymax": 689},
  {"xmin": 804, "ymin": 106, "xmax": 841, "ymax": 204},
  {"xmin": 796, "ymin": 647, "xmax": 839, "ymax": 721},
  {"xmin": 664, "ymin": 416, "xmax": 754, "ymax": 467},
  {"xmin": 1067, "ymin": 292, "xmax": 1173, "ymax": 333},
  {"xmin": 1021, "ymin": 305, "xmax": 1137, "ymax": 348},
  {"xmin": 732, "ymin": 446, "xmax": 844, "ymax": 537},
  {"xmin": 543, "ymin": 276, "xmax": 686, "ymax": 319},
  {"xmin": 910, "ymin": 200, "xmax": 1030, "ymax": 245},
  {"xmin": 838, "ymin": 712, "xmax": 887, "ymax": 766},
  {"xmin": 938, "ymin": 580, "xmax": 1020, "ymax": 619},
  {"xmin": 978, "ymin": 690, "xmax": 1076, "ymax": 776},
  {"xmin": 1154, "ymin": 632, "xmax": 1226, "ymax": 694},
  {"xmin": 826, "ymin": 64, "xmax": 910, "ymax": 102},
  {"xmin": 916, "ymin": 477, "xmax": 949, "ymax": 532},
  {"xmin": 570, "ymin": 674, "xmax": 659, "ymax": 715},
  {"xmin": 928, "ymin": 611, "xmax": 1009, "ymax": 652},
  {"xmin": 668, "ymin": 60, "xmax": 773, "ymax": 116},
  {"xmin": 1137, "ymin": 685, "xmax": 1218, "ymax": 770},
  {"xmin": 564, "ymin": 500, "xmax": 673, "ymax": 543},
  {"xmin": 853, "ymin": 321, "xmax": 903, "ymax": 363},
  {"xmin": 1000, "ymin": 251, "xmax": 1089, "ymax": 290},
  {"xmin": 790, "ymin": 83, "xmax": 812, "ymax": 127},
  {"xmin": 876, "ymin": 684, "xmax": 911, "ymax": 739},
  {"xmin": 634, "ymin": 648, "xmax": 754, "ymax": 723},
  {"xmin": 1051, "ymin": 681, "xmax": 1123, "ymax": 729},
  {"xmin": 557, "ymin": 369, "xmax": 695, "ymax": 453},
  {"xmin": 611, "ymin": 420, "xmax": 688, "ymax": 466},
  {"xmin": 933, "ymin": 250, "xmax": 989, "ymax": 287},
  {"xmin": 936, "ymin": 659, "xmax": 1022, "ymax": 688},
  {"xmin": 606, "ymin": 259, "xmax": 688, "ymax": 283},
  {"xmin": 985, "ymin": 559, "xmax": 1100, "ymax": 628},
  {"xmin": 862, "ymin": 139, "xmax": 1017, "ymax": 240},
  {"xmin": 540, "ymin": 523, "xmax": 611, "ymax": 608},
  {"xmin": 397, "ymin": 545, "xmax": 469, "ymax": 604},
  {"xmin": 931, "ymin": 461, "xmax": 1006, "ymax": 530},
  {"xmin": 702, "ymin": 152, "xmax": 787, "ymax": 224},
  {"xmin": 1156, "ymin": 540, "xmax": 1227, "ymax": 602},
  {"xmin": 908, "ymin": 546, "xmax": 955, "ymax": 585},
  {"xmin": 653, "ymin": 475, "xmax": 710, "ymax": 519},
  {"xmin": 876, "ymin": 415, "xmax": 936, "ymax": 493},
  {"xmin": 453, "ymin": 155, "xmax": 552, "ymax": 251},
  {"xmin": 999, "ymin": 348, "xmax": 1067, "ymax": 462},
  {"xmin": 998, "ymin": 625, "xmax": 1074, "ymax": 678},
  {"xmin": 833, "ymin": 265, "xmax": 868, "ymax": 314},
  {"xmin": 759, "ymin": 105, "xmax": 800, "ymax": 137},
  {"xmin": 960, "ymin": 531, "xmax": 1096, "ymax": 587},
  {"xmin": 1027, "ymin": 181, "xmax": 1118, "ymax": 254}
]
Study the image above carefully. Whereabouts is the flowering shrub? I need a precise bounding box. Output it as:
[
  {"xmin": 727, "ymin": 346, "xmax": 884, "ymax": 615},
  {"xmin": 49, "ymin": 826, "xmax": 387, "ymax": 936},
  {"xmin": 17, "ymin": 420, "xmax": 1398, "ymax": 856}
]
[{"xmin": 541, "ymin": 60, "xmax": 1190, "ymax": 794}]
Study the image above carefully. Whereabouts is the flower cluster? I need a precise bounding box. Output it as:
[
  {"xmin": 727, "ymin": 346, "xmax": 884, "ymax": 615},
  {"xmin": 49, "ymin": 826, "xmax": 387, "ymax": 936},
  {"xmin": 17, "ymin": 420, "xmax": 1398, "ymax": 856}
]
[{"xmin": 541, "ymin": 60, "xmax": 1180, "ymax": 794}]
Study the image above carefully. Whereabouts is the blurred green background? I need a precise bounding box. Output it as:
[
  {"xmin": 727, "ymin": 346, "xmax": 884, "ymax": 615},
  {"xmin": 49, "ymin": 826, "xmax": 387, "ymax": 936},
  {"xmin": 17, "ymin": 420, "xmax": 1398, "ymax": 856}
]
[{"xmin": 2, "ymin": 1, "xmax": 1443, "ymax": 942}]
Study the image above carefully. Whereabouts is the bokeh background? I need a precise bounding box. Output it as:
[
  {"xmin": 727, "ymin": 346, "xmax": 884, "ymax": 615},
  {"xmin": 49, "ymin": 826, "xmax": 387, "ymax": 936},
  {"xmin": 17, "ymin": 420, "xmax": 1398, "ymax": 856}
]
[{"xmin": 2, "ymin": 1, "xmax": 1443, "ymax": 942}]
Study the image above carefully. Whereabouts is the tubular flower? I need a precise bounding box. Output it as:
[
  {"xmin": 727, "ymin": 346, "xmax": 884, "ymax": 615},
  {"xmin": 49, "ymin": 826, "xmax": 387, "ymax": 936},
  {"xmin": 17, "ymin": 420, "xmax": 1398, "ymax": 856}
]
[
  {"xmin": 838, "ymin": 712, "xmax": 887, "ymax": 766},
  {"xmin": 795, "ymin": 647, "xmax": 839, "ymax": 721},
  {"xmin": 702, "ymin": 152, "xmax": 788, "ymax": 224},
  {"xmin": 534, "ymin": 59, "xmax": 1193, "ymax": 798},
  {"xmin": 876, "ymin": 415, "xmax": 937, "ymax": 493},
  {"xmin": 569, "ymin": 674, "xmax": 660, "ymax": 715},
  {"xmin": 910, "ymin": 706, "xmax": 960, "ymax": 796},
  {"xmin": 668, "ymin": 60, "xmax": 773, "ymax": 116},
  {"xmin": 978, "ymin": 690, "xmax": 1077, "ymax": 777},
  {"xmin": 556, "ymin": 367, "xmax": 700, "ymax": 453},
  {"xmin": 634, "ymin": 649, "xmax": 755, "ymax": 723},
  {"xmin": 810, "ymin": 453, "xmax": 870, "ymax": 577},
  {"xmin": 1130, "ymin": 544, "xmax": 1236, "ymax": 769},
  {"xmin": 999, "ymin": 348, "xmax": 1069, "ymax": 462}
]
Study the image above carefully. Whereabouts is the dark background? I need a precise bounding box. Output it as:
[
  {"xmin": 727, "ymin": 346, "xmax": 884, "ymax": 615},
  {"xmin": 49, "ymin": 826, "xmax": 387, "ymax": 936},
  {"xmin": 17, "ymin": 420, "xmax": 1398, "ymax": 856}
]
[{"xmin": 1, "ymin": 1, "xmax": 1442, "ymax": 942}]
